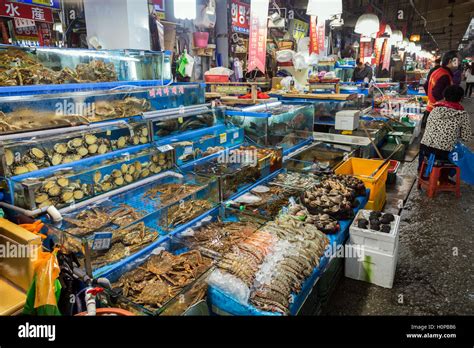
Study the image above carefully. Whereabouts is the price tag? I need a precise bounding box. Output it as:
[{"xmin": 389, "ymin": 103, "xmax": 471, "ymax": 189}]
[
  {"xmin": 106, "ymin": 130, "xmax": 112, "ymax": 136},
  {"xmin": 183, "ymin": 146, "xmax": 193, "ymax": 155},
  {"xmin": 158, "ymin": 144, "xmax": 173, "ymax": 153},
  {"xmin": 219, "ymin": 133, "xmax": 227, "ymax": 144},
  {"xmin": 233, "ymin": 131, "xmax": 239, "ymax": 140},
  {"xmin": 178, "ymin": 117, "xmax": 184, "ymax": 124},
  {"xmin": 91, "ymin": 232, "xmax": 113, "ymax": 251}
]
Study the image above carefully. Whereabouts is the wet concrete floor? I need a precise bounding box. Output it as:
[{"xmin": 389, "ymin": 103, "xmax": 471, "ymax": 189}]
[{"xmin": 324, "ymin": 98, "xmax": 474, "ymax": 315}]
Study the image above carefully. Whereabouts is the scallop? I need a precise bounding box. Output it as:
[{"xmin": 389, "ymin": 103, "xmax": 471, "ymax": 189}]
[
  {"xmin": 51, "ymin": 154, "xmax": 63, "ymax": 166},
  {"xmin": 71, "ymin": 138, "xmax": 83, "ymax": 148},
  {"xmin": 132, "ymin": 136, "xmax": 140, "ymax": 145},
  {"xmin": 43, "ymin": 181, "xmax": 56, "ymax": 191},
  {"xmin": 61, "ymin": 191, "xmax": 74, "ymax": 203},
  {"xmin": 139, "ymin": 137, "xmax": 148, "ymax": 144},
  {"xmin": 158, "ymin": 153, "xmax": 166, "ymax": 160},
  {"xmin": 158, "ymin": 159, "xmax": 167, "ymax": 166},
  {"xmin": 93, "ymin": 171, "xmax": 102, "ymax": 184},
  {"xmin": 73, "ymin": 190, "xmax": 84, "ymax": 200},
  {"xmin": 151, "ymin": 155, "xmax": 159, "ymax": 163},
  {"xmin": 54, "ymin": 143, "xmax": 68, "ymax": 154},
  {"xmin": 72, "ymin": 154, "xmax": 82, "ymax": 161},
  {"xmin": 47, "ymin": 185, "xmax": 61, "ymax": 197},
  {"xmin": 77, "ymin": 147, "xmax": 89, "ymax": 157},
  {"xmin": 121, "ymin": 164, "xmax": 129, "ymax": 174},
  {"xmin": 112, "ymin": 169, "xmax": 122, "ymax": 178},
  {"xmin": 140, "ymin": 127, "xmax": 149, "ymax": 137},
  {"xmin": 124, "ymin": 174, "xmax": 134, "ymax": 183},
  {"xmin": 97, "ymin": 144, "xmax": 108, "ymax": 155},
  {"xmin": 88, "ymin": 144, "xmax": 99, "ymax": 154},
  {"xmin": 57, "ymin": 177, "xmax": 69, "ymax": 188},
  {"xmin": 62, "ymin": 156, "xmax": 75, "ymax": 164},
  {"xmin": 117, "ymin": 136, "xmax": 127, "ymax": 148},
  {"xmin": 38, "ymin": 200, "xmax": 52, "ymax": 209},
  {"xmin": 85, "ymin": 134, "xmax": 98, "ymax": 145},
  {"xmin": 30, "ymin": 148, "xmax": 45, "ymax": 160},
  {"xmin": 5, "ymin": 149, "xmax": 14, "ymax": 166},
  {"xmin": 140, "ymin": 169, "xmax": 150, "ymax": 178},
  {"xmin": 128, "ymin": 165, "xmax": 136, "ymax": 175},
  {"xmin": 133, "ymin": 172, "xmax": 140, "ymax": 180},
  {"xmin": 13, "ymin": 166, "xmax": 29, "ymax": 175},
  {"xmin": 25, "ymin": 163, "xmax": 39, "ymax": 172},
  {"xmin": 114, "ymin": 177, "xmax": 124, "ymax": 186},
  {"xmin": 134, "ymin": 161, "xmax": 142, "ymax": 172},
  {"xmin": 152, "ymin": 166, "xmax": 162, "ymax": 174},
  {"xmin": 35, "ymin": 193, "xmax": 49, "ymax": 204},
  {"xmin": 101, "ymin": 182, "xmax": 113, "ymax": 192}
]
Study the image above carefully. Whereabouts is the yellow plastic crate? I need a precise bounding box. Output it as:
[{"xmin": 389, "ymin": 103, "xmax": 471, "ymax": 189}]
[
  {"xmin": 365, "ymin": 189, "xmax": 386, "ymax": 211},
  {"xmin": 335, "ymin": 158, "xmax": 390, "ymax": 202}
]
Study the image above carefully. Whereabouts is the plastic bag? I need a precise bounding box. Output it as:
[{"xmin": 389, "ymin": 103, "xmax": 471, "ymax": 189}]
[
  {"xmin": 207, "ymin": 269, "xmax": 250, "ymax": 305},
  {"xmin": 293, "ymin": 52, "xmax": 309, "ymax": 70},
  {"xmin": 276, "ymin": 49, "xmax": 294, "ymax": 63},
  {"xmin": 205, "ymin": 67, "xmax": 234, "ymax": 76},
  {"xmin": 449, "ymin": 142, "xmax": 474, "ymax": 185}
]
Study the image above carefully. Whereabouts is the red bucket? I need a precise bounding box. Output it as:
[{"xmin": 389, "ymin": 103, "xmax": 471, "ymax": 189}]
[{"xmin": 193, "ymin": 32, "xmax": 209, "ymax": 48}]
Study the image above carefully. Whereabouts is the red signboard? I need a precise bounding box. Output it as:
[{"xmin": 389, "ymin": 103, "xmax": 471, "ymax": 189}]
[
  {"xmin": 231, "ymin": 0, "xmax": 250, "ymax": 35},
  {"xmin": 0, "ymin": 0, "xmax": 53, "ymax": 23},
  {"xmin": 317, "ymin": 23, "xmax": 325, "ymax": 54},
  {"xmin": 247, "ymin": 0, "xmax": 269, "ymax": 73}
]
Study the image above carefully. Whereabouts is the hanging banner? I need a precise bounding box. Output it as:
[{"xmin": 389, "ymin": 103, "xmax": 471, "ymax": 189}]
[
  {"xmin": 231, "ymin": 0, "xmax": 250, "ymax": 35},
  {"xmin": 360, "ymin": 41, "xmax": 373, "ymax": 62},
  {"xmin": 374, "ymin": 38, "xmax": 384, "ymax": 66},
  {"xmin": 13, "ymin": 17, "xmax": 38, "ymax": 41},
  {"xmin": 0, "ymin": 0, "xmax": 53, "ymax": 22},
  {"xmin": 317, "ymin": 22, "xmax": 325, "ymax": 54},
  {"xmin": 309, "ymin": 16, "xmax": 318, "ymax": 54},
  {"xmin": 382, "ymin": 40, "xmax": 392, "ymax": 71},
  {"xmin": 290, "ymin": 19, "xmax": 309, "ymax": 40},
  {"xmin": 247, "ymin": 0, "xmax": 269, "ymax": 73}
]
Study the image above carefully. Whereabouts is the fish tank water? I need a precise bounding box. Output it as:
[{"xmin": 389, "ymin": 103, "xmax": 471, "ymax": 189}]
[{"xmin": 0, "ymin": 45, "xmax": 172, "ymax": 86}]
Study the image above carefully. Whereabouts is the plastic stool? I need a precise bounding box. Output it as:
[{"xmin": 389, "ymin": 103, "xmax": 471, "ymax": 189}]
[{"xmin": 417, "ymin": 160, "xmax": 461, "ymax": 198}]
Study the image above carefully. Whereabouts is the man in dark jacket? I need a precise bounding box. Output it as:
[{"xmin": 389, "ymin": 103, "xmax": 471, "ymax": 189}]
[{"xmin": 352, "ymin": 61, "xmax": 373, "ymax": 82}]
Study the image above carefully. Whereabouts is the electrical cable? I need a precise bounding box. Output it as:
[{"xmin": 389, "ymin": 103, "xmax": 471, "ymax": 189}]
[{"xmin": 409, "ymin": 0, "xmax": 439, "ymax": 49}]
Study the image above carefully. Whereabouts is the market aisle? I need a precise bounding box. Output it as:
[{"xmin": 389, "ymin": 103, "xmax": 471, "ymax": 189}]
[{"xmin": 324, "ymin": 98, "xmax": 474, "ymax": 316}]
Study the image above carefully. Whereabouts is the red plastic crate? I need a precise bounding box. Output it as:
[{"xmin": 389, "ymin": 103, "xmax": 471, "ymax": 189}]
[{"xmin": 204, "ymin": 75, "xmax": 229, "ymax": 83}]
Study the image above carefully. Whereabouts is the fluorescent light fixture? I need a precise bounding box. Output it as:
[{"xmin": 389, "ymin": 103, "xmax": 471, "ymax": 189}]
[
  {"xmin": 306, "ymin": 0, "xmax": 342, "ymax": 20},
  {"xmin": 174, "ymin": 0, "xmax": 197, "ymax": 20}
]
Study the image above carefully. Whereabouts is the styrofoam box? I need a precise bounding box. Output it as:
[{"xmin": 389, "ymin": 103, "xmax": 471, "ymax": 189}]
[
  {"xmin": 335, "ymin": 110, "xmax": 360, "ymax": 131},
  {"xmin": 345, "ymin": 242, "xmax": 399, "ymax": 288},
  {"xmin": 349, "ymin": 209, "xmax": 400, "ymax": 255}
]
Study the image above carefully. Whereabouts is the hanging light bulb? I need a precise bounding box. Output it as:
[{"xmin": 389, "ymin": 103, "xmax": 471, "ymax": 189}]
[
  {"xmin": 174, "ymin": 0, "xmax": 197, "ymax": 20},
  {"xmin": 410, "ymin": 34, "xmax": 421, "ymax": 42},
  {"xmin": 306, "ymin": 0, "xmax": 342, "ymax": 20},
  {"xmin": 355, "ymin": 13, "xmax": 380, "ymax": 37},
  {"xmin": 391, "ymin": 30, "xmax": 403, "ymax": 43}
]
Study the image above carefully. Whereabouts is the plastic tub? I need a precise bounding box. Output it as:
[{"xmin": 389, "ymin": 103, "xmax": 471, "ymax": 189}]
[
  {"xmin": 193, "ymin": 32, "xmax": 210, "ymax": 48},
  {"xmin": 204, "ymin": 75, "xmax": 230, "ymax": 83},
  {"xmin": 335, "ymin": 158, "xmax": 390, "ymax": 202},
  {"xmin": 387, "ymin": 160, "xmax": 400, "ymax": 185}
]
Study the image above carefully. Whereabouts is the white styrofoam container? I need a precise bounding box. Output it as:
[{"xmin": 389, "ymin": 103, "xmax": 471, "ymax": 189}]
[
  {"xmin": 345, "ymin": 242, "xmax": 399, "ymax": 288},
  {"xmin": 335, "ymin": 110, "xmax": 360, "ymax": 131},
  {"xmin": 349, "ymin": 210, "xmax": 400, "ymax": 255}
]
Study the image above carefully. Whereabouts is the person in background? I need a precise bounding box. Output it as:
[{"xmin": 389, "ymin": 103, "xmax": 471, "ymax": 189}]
[
  {"xmin": 423, "ymin": 50, "xmax": 460, "ymax": 127},
  {"xmin": 453, "ymin": 66, "xmax": 463, "ymax": 86},
  {"xmin": 464, "ymin": 64, "xmax": 474, "ymax": 97},
  {"xmin": 423, "ymin": 57, "xmax": 441, "ymax": 93},
  {"xmin": 419, "ymin": 85, "xmax": 472, "ymax": 172},
  {"xmin": 352, "ymin": 60, "xmax": 373, "ymax": 83}
]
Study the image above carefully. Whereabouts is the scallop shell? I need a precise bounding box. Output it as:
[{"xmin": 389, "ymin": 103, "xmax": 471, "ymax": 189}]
[
  {"xmin": 38, "ymin": 200, "xmax": 52, "ymax": 209},
  {"xmin": 13, "ymin": 166, "xmax": 29, "ymax": 175},
  {"xmin": 54, "ymin": 143, "xmax": 68, "ymax": 154},
  {"xmin": 73, "ymin": 190, "xmax": 84, "ymax": 200},
  {"xmin": 97, "ymin": 144, "xmax": 108, "ymax": 154},
  {"xmin": 5, "ymin": 149, "xmax": 14, "ymax": 166},
  {"xmin": 35, "ymin": 193, "xmax": 49, "ymax": 204},
  {"xmin": 43, "ymin": 181, "xmax": 56, "ymax": 191},
  {"xmin": 48, "ymin": 185, "xmax": 61, "ymax": 197},
  {"xmin": 132, "ymin": 136, "xmax": 140, "ymax": 145},
  {"xmin": 117, "ymin": 136, "xmax": 127, "ymax": 148},
  {"xmin": 101, "ymin": 182, "xmax": 113, "ymax": 192},
  {"xmin": 112, "ymin": 169, "xmax": 122, "ymax": 178},
  {"xmin": 30, "ymin": 148, "xmax": 45, "ymax": 160},
  {"xmin": 114, "ymin": 177, "xmax": 124, "ymax": 186},
  {"xmin": 62, "ymin": 191, "xmax": 74, "ymax": 203},
  {"xmin": 158, "ymin": 159, "xmax": 167, "ymax": 166},
  {"xmin": 57, "ymin": 177, "xmax": 70, "ymax": 188},
  {"xmin": 140, "ymin": 127, "xmax": 149, "ymax": 137},
  {"xmin": 51, "ymin": 154, "xmax": 63, "ymax": 166},
  {"xmin": 153, "ymin": 166, "xmax": 162, "ymax": 174},
  {"xmin": 71, "ymin": 138, "xmax": 83, "ymax": 148},
  {"xmin": 25, "ymin": 163, "xmax": 39, "ymax": 172},
  {"xmin": 93, "ymin": 171, "xmax": 102, "ymax": 184},
  {"xmin": 128, "ymin": 165, "xmax": 136, "ymax": 175},
  {"xmin": 77, "ymin": 147, "xmax": 89, "ymax": 157},
  {"xmin": 134, "ymin": 161, "xmax": 142, "ymax": 171},
  {"xmin": 72, "ymin": 154, "xmax": 82, "ymax": 161},
  {"xmin": 62, "ymin": 156, "xmax": 75, "ymax": 164},
  {"xmin": 139, "ymin": 137, "xmax": 148, "ymax": 144},
  {"xmin": 86, "ymin": 144, "xmax": 98, "ymax": 155},
  {"xmin": 158, "ymin": 153, "xmax": 166, "ymax": 160},
  {"xmin": 140, "ymin": 169, "xmax": 150, "ymax": 178},
  {"xmin": 85, "ymin": 134, "xmax": 98, "ymax": 145},
  {"xmin": 124, "ymin": 174, "xmax": 134, "ymax": 183},
  {"xmin": 151, "ymin": 155, "xmax": 159, "ymax": 163},
  {"xmin": 121, "ymin": 164, "xmax": 129, "ymax": 174}
]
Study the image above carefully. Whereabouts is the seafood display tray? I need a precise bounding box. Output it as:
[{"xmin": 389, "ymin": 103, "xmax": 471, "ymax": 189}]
[
  {"xmin": 99, "ymin": 237, "xmax": 215, "ymax": 316},
  {"xmin": 207, "ymin": 189, "xmax": 370, "ymax": 316},
  {"xmin": 225, "ymin": 102, "xmax": 314, "ymax": 149},
  {"xmin": 6, "ymin": 144, "xmax": 176, "ymax": 211}
]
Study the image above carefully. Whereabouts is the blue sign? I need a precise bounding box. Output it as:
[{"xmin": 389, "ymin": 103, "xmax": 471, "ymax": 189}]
[{"xmin": 13, "ymin": 0, "xmax": 61, "ymax": 10}]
